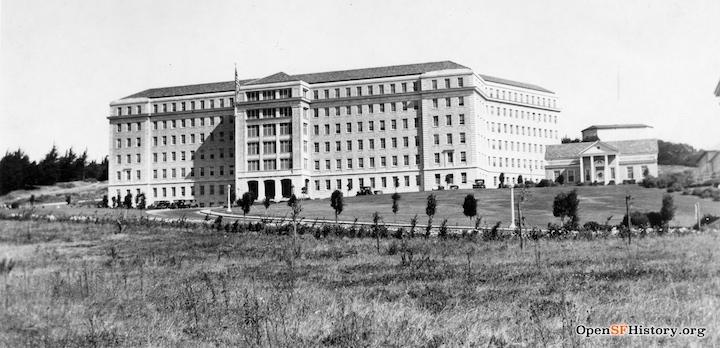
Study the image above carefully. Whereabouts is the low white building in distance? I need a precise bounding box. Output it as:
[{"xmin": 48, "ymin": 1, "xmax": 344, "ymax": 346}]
[{"xmin": 545, "ymin": 124, "xmax": 658, "ymax": 184}]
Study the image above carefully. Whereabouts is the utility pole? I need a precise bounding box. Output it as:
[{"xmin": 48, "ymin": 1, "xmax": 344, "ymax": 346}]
[
  {"xmin": 625, "ymin": 194, "xmax": 632, "ymax": 245},
  {"xmin": 509, "ymin": 186, "xmax": 516, "ymax": 229},
  {"xmin": 226, "ymin": 184, "xmax": 232, "ymax": 213}
]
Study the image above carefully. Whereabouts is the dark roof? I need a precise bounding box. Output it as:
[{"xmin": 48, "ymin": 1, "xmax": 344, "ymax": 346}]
[
  {"xmin": 118, "ymin": 60, "xmax": 555, "ymax": 100},
  {"xmin": 546, "ymin": 139, "xmax": 658, "ymax": 160},
  {"xmin": 715, "ymin": 79, "xmax": 720, "ymax": 97},
  {"xmin": 582, "ymin": 124, "xmax": 651, "ymax": 132},
  {"xmin": 123, "ymin": 80, "xmax": 255, "ymax": 99},
  {"xmin": 291, "ymin": 61, "xmax": 468, "ymax": 84},
  {"xmin": 478, "ymin": 74, "xmax": 554, "ymax": 93},
  {"xmin": 245, "ymin": 72, "xmax": 298, "ymax": 86}
]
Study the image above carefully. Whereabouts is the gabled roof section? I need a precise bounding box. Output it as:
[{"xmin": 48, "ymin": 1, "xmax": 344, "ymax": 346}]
[
  {"xmin": 582, "ymin": 124, "xmax": 651, "ymax": 132},
  {"xmin": 578, "ymin": 141, "xmax": 619, "ymax": 155},
  {"xmin": 697, "ymin": 150, "xmax": 720, "ymax": 164},
  {"xmin": 122, "ymin": 79, "xmax": 255, "ymax": 99},
  {"xmin": 479, "ymin": 74, "xmax": 554, "ymax": 94},
  {"xmin": 292, "ymin": 61, "xmax": 469, "ymax": 84},
  {"xmin": 715, "ymin": 78, "xmax": 720, "ymax": 97},
  {"xmin": 546, "ymin": 139, "xmax": 658, "ymax": 160},
  {"xmin": 245, "ymin": 72, "xmax": 298, "ymax": 86}
]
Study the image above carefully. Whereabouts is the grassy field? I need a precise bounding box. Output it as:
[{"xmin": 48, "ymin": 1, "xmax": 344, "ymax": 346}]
[
  {"xmin": 0, "ymin": 218, "xmax": 717, "ymax": 347},
  {"xmin": 231, "ymin": 185, "xmax": 720, "ymax": 227}
]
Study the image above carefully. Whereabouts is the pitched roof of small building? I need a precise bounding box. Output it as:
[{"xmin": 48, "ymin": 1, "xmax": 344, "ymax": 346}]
[
  {"xmin": 545, "ymin": 139, "xmax": 659, "ymax": 160},
  {"xmin": 715, "ymin": 79, "xmax": 720, "ymax": 97},
  {"xmin": 697, "ymin": 150, "xmax": 720, "ymax": 164},
  {"xmin": 118, "ymin": 61, "xmax": 554, "ymax": 100},
  {"xmin": 582, "ymin": 124, "xmax": 652, "ymax": 132}
]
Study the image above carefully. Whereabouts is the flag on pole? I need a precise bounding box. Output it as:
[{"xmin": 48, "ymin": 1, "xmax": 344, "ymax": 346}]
[{"xmin": 234, "ymin": 63, "xmax": 240, "ymax": 100}]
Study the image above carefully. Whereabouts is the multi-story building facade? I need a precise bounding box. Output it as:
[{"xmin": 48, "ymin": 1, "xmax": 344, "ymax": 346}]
[{"xmin": 108, "ymin": 61, "xmax": 560, "ymax": 205}]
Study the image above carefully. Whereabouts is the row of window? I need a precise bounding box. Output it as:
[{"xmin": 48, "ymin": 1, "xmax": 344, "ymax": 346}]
[
  {"xmin": 313, "ymin": 175, "xmax": 421, "ymax": 192},
  {"xmin": 151, "ymin": 148, "xmax": 234, "ymax": 163},
  {"xmin": 115, "ymin": 97, "xmax": 234, "ymax": 117},
  {"xmin": 314, "ymin": 137, "xmax": 420, "ymax": 153},
  {"xmin": 311, "ymin": 100, "xmax": 422, "ymax": 118},
  {"xmin": 247, "ymin": 123, "xmax": 292, "ymax": 137},
  {"xmin": 311, "ymin": 154, "xmax": 428, "ymax": 171},
  {"xmin": 246, "ymin": 88, "xmax": 292, "ymax": 102},
  {"xmin": 487, "ymin": 87, "xmax": 556, "ymax": 108},
  {"xmin": 490, "ymin": 157, "xmax": 544, "ymax": 170},
  {"xmin": 489, "ymin": 140, "xmax": 545, "ymax": 153},
  {"xmin": 311, "ymin": 170, "xmax": 469, "ymax": 192},
  {"xmin": 152, "ymin": 131, "xmax": 233, "ymax": 146},
  {"xmin": 247, "ymin": 158, "xmax": 293, "ymax": 171},
  {"xmin": 432, "ymin": 114, "xmax": 466, "ymax": 127},
  {"xmin": 115, "ymin": 115, "xmax": 232, "ymax": 133},
  {"xmin": 312, "ymin": 118, "xmax": 420, "ymax": 135},
  {"xmin": 115, "ymin": 165, "xmax": 235, "ymax": 181},
  {"xmin": 247, "ymin": 141, "xmax": 292, "ymax": 155},
  {"xmin": 246, "ymin": 107, "xmax": 292, "ymax": 119},
  {"xmin": 311, "ymin": 80, "xmax": 424, "ymax": 100},
  {"xmin": 489, "ymin": 122, "xmax": 558, "ymax": 139},
  {"xmin": 488, "ymin": 105, "xmax": 557, "ymax": 124}
]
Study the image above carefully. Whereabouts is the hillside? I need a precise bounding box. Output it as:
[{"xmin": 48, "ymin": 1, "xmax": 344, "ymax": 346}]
[
  {"xmin": 0, "ymin": 180, "xmax": 107, "ymax": 204},
  {"xmin": 658, "ymin": 140, "xmax": 704, "ymax": 166}
]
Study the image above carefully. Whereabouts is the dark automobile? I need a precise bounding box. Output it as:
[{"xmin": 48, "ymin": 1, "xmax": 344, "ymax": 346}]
[
  {"xmin": 472, "ymin": 179, "xmax": 486, "ymax": 189},
  {"xmin": 147, "ymin": 200, "xmax": 171, "ymax": 209},
  {"xmin": 356, "ymin": 186, "xmax": 374, "ymax": 196}
]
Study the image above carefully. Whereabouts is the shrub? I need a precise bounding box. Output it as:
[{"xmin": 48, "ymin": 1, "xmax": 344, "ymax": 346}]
[
  {"xmin": 393, "ymin": 227, "xmax": 404, "ymax": 239},
  {"xmin": 583, "ymin": 221, "xmax": 601, "ymax": 231},
  {"xmin": 536, "ymin": 179, "xmax": 554, "ymax": 187},
  {"xmin": 622, "ymin": 211, "xmax": 649, "ymax": 227},
  {"xmin": 660, "ymin": 194, "xmax": 675, "ymax": 224},
  {"xmin": 483, "ymin": 221, "xmax": 502, "ymax": 241},
  {"xmin": 646, "ymin": 211, "xmax": 663, "ymax": 228},
  {"xmin": 552, "ymin": 189, "xmax": 580, "ymax": 225}
]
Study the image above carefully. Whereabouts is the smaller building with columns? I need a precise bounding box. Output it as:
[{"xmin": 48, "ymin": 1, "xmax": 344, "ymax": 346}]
[{"xmin": 544, "ymin": 137, "xmax": 658, "ymax": 185}]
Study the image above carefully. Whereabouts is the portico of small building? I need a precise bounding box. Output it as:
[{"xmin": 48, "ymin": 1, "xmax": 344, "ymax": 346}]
[{"xmin": 577, "ymin": 142, "xmax": 620, "ymax": 184}]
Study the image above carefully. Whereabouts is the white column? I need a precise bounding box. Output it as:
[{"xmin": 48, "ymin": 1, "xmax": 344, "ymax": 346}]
[
  {"xmin": 590, "ymin": 155, "xmax": 596, "ymax": 183},
  {"xmin": 603, "ymin": 154, "xmax": 609, "ymax": 185},
  {"xmin": 615, "ymin": 155, "xmax": 620, "ymax": 183},
  {"xmin": 509, "ymin": 186, "xmax": 516, "ymax": 229},
  {"xmin": 226, "ymin": 184, "xmax": 232, "ymax": 212},
  {"xmin": 579, "ymin": 156, "xmax": 584, "ymax": 183},
  {"xmin": 274, "ymin": 179, "xmax": 282, "ymax": 201}
]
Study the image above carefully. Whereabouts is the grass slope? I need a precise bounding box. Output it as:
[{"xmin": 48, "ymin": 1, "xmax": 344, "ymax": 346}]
[
  {"xmin": 233, "ymin": 185, "xmax": 720, "ymax": 227},
  {"xmin": 0, "ymin": 219, "xmax": 717, "ymax": 346},
  {"xmin": 0, "ymin": 180, "xmax": 108, "ymax": 204}
]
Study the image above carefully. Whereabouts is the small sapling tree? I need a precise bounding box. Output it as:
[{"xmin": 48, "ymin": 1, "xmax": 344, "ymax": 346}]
[{"xmin": 330, "ymin": 190, "xmax": 344, "ymax": 225}]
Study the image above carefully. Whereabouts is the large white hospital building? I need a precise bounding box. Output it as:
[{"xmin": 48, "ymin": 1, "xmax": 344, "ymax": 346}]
[{"xmin": 108, "ymin": 61, "xmax": 561, "ymax": 206}]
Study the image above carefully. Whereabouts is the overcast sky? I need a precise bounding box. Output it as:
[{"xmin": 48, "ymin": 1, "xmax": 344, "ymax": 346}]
[{"xmin": 1, "ymin": 0, "xmax": 719, "ymax": 161}]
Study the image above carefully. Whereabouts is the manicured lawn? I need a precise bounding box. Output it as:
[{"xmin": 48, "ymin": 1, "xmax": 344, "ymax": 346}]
[{"xmin": 232, "ymin": 185, "xmax": 720, "ymax": 227}]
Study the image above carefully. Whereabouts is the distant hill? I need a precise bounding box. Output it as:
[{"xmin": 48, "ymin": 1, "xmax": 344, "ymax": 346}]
[{"xmin": 658, "ymin": 140, "xmax": 704, "ymax": 167}]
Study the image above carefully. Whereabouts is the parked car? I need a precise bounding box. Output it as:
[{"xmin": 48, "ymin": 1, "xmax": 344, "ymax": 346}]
[
  {"xmin": 147, "ymin": 200, "xmax": 171, "ymax": 209},
  {"xmin": 472, "ymin": 179, "xmax": 486, "ymax": 189},
  {"xmin": 356, "ymin": 186, "xmax": 374, "ymax": 196},
  {"xmin": 449, "ymin": 185, "xmax": 459, "ymax": 190}
]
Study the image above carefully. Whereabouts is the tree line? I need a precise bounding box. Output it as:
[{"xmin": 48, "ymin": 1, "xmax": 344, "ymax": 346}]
[{"xmin": 0, "ymin": 146, "xmax": 108, "ymax": 195}]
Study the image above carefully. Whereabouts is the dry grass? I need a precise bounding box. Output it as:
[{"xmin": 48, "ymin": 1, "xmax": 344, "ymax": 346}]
[{"xmin": 0, "ymin": 218, "xmax": 718, "ymax": 347}]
